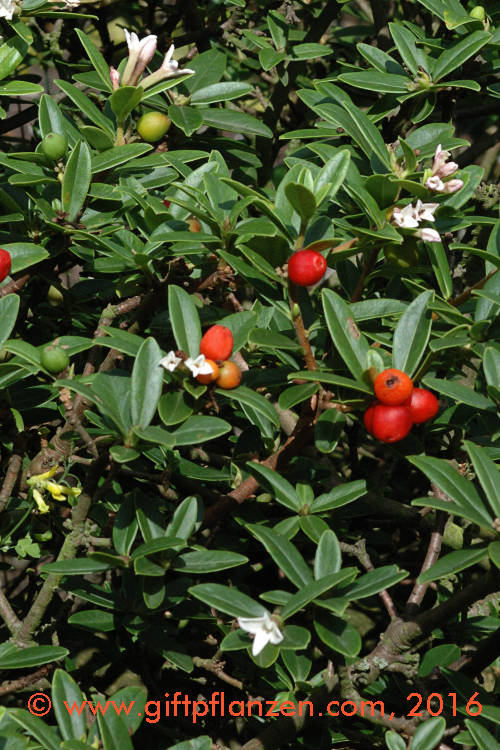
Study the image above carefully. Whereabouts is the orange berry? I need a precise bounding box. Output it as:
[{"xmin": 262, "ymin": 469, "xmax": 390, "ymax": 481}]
[
  {"xmin": 216, "ymin": 361, "xmax": 241, "ymax": 390},
  {"xmin": 196, "ymin": 359, "xmax": 219, "ymax": 385},
  {"xmin": 188, "ymin": 217, "xmax": 201, "ymax": 232},
  {"xmin": 200, "ymin": 325, "xmax": 233, "ymax": 361},
  {"xmin": 374, "ymin": 368, "xmax": 413, "ymax": 406}
]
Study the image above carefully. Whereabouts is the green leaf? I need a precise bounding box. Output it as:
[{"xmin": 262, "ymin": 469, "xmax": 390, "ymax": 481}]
[
  {"xmin": 246, "ymin": 463, "xmax": 301, "ymax": 512},
  {"xmin": 291, "ymin": 43, "xmax": 333, "ymax": 60},
  {"xmin": 159, "ymin": 391, "xmax": 193, "ymax": 426},
  {"xmin": 62, "ymin": 140, "xmax": 91, "ymax": 222},
  {"xmin": 410, "ymin": 717, "xmax": 445, "ymax": 750},
  {"xmin": 314, "ymin": 613, "xmax": 361, "ymax": 657},
  {"xmin": 314, "ymin": 530, "xmax": 342, "ymax": 579},
  {"xmin": 110, "ymin": 86, "xmax": 144, "ymax": 121},
  {"xmin": 488, "ymin": 542, "xmax": 500, "ymax": 571},
  {"xmin": 322, "ymin": 289, "xmax": 370, "ymax": 380},
  {"xmin": 339, "ymin": 565, "xmax": 407, "ymax": 600},
  {"xmin": 338, "ymin": 71, "xmax": 410, "ymax": 93},
  {"xmin": 10, "ymin": 709, "xmax": 61, "ymax": 750},
  {"xmin": 314, "ymin": 410, "xmax": 347, "ymax": 454},
  {"xmin": 465, "ymin": 720, "xmax": 500, "ymax": 750},
  {"xmin": 68, "ymin": 610, "xmax": 116, "ymax": 632},
  {"xmin": 4, "ymin": 242, "xmax": 49, "ymax": 273},
  {"xmin": 278, "ymin": 383, "xmax": 319, "ymax": 410},
  {"xmin": 311, "ymin": 480, "xmax": 367, "ymax": 512},
  {"xmin": 216, "ymin": 385, "xmax": 280, "ymax": 427},
  {"xmin": 409, "ymin": 455, "xmax": 493, "ymax": 527},
  {"xmin": 281, "ymin": 570, "xmax": 355, "ymax": 620},
  {"xmin": 75, "ymin": 29, "xmax": 113, "ymax": 91},
  {"xmin": 130, "ymin": 337, "xmax": 164, "ymax": 429},
  {"xmin": 0, "ymin": 295, "xmax": 19, "ymax": 349},
  {"xmin": 433, "ymin": 31, "xmax": 491, "ymax": 82},
  {"xmin": 385, "ymin": 730, "xmax": 406, "ymax": 750},
  {"xmin": 97, "ymin": 702, "xmax": 134, "ymax": 750},
  {"xmin": 389, "ymin": 22, "xmax": 428, "ymax": 75},
  {"xmin": 168, "ymin": 105, "xmax": 203, "ymax": 136},
  {"xmin": 314, "ymin": 149, "xmax": 350, "ymax": 200},
  {"xmin": 168, "ymin": 285, "xmax": 201, "ymax": 358},
  {"xmin": 465, "ymin": 441, "xmax": 500, "ymax": 518},
  {"xmin": 284, "ymin": 182, "xmax": 316, "ymax": 223},
  {"xmin": 130, "ymin": 536, "xmax": 183, "ymax": 560},
  {"xmin": 392, "ymin": 290, "xmax": 433, "ymax": 376},
  {"xmin": 112, "ymin": 494, "xmax": 138, "ymax": 556},
  {"xmin": 248, "ymin": 524, "xmax": 312, "ymax": 588},
  {"xmin": 418, "ymin": 644, "xmax": 460, "ymax": 677},
  {"xmin": 41, "ymin": 558, "xmax": 117, "ymax": 575},
  {"xmin": 0, "ymin": 645, "xmax": 68, "ymax": 669},
  {"xmin": 417, "ymin": 547, "xmax": 488, "ymax": 583},
  {"xmin": 190, "ymin": 82, "xmax": 253, "ymax": 104},
  {"xmin": 52, "ymin": 669, "xmax": 87, "ymax": 741},
  {"xmin": 422, "ymin": 376, "xmax": 496, "ymax": 412},
  {"xmin": 172, "ymin": 416, "xmax": 231, "ymax": 445},
  {"xmin": 0, "ymin": 36, "xmax": 28, "ymax": 82},
  {"xmin": 55, "ymin": 79, "xmax": 114, "ymax": 135},
  {"xmin": 163, "ymin": 739, "xmax": 212, "ymax": 750},
  {"xmin": 189, "ymin": 583, "xmax": 266, "ymax": 618},
  {"xmin": 0, "ymin": 81, "xmax": 42, "ymax": 96},
  {"xmin": 167, "ymin": 496, "xmax": 202, "ymax": 540},
  {"xmin": 425, "ymin": 241, "xmax": 453, "ymax": 299},
  {"xmin": 199, "ymin": 108, "xmax": 273, "ymax": 138},
  {"xmin": 357, "ymin": 43, "xmax": 406, "ymax": 76},
  {"xmin": 172, "ymin": 550, "xmax": 248, "ymax": 573},
  {"xmin": 91, "ymin": 144, "xmax": 152, "ymax": 174}
]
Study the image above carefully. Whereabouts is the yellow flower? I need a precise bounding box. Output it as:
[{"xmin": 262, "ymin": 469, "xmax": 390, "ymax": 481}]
[
  {"xmin": 33, "ymin": 489, "xmax": 50, "ymax": 514},
  {"xmin": 27, "ymin": 465, "xmax": 59, "ymax": 486}
]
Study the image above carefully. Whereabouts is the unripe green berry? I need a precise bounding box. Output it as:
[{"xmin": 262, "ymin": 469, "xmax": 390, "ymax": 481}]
[
  {"xmin": 469, "ymin": 5, "xmax": 485, "ymax": 20},
  {"xmin": 47, "ymin": 285, "xmax": 64, "ymax": 306},
  {"xmin": 41, "ymin": 346, "xmax": 70, "ymax": 374},
  {"xmin": 136, "ymin": 112, "xmax": 171, "ymax": 143},
  {"xmin": 40, "ymin": 132, "xmax": 68, "ymax": 161}
]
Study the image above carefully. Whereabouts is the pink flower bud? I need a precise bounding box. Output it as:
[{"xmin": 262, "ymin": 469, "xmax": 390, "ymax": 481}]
[
  {"xmin": 425, "ymin": 175, "xmax": 445, "ymax": 192},
  {"xmin": 110, "ymin": 67, "xmax": 120, "ymax": 91},
  {"xmin": 419, "ymin": 228, "xmax": 441, "ymax": 243},
  {"xmin": 436, "ymin": 161, "xmax": 458, "ymax": 178},
  {"xmin": 443, "ymin": 179, "xmax": 464, "ymax": 194}
]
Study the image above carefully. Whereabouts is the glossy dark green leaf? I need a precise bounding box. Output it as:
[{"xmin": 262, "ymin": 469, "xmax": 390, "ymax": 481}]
[
  {"xmin": 172, "ymin": 416, "xmax": 231, "ymax": 445},
  {"xmin": 418, "ymin": 644, "xmax": 460, "ymax": 677},
  {"xmin": 199, "ymin": 109, "xmax": 272, "ymax": 138},
  {"xmin": 0, "ymin": 36, "xmax": 28, "ymax": 82},
  {"xmin": 168, "ymin": 285, "xmax": 201, "ymax": 358},
  {"xmin": 314, "ymin": 530, "xmax": 342, "ymax": 579},
  {"xmin": 284, "ymin": 182, "xmax": 316, "ymax": 223},
  {"xmin": 465, "ymin": 720, "xmax": 500, "ymax": 750},
  {"xmin": 62, "ymin": 140, "xmax": 91, "ymax": 222},
  {"xmin": 168, "ymin": 105, "xmax": 203, "ymax": 136},
  {"xmin": 433, "ymin": 31, "xmax": 490, "ymax": 82},
  {"xmin": 0, "ymin": 645, "xmax": 68, "ymax": 669},
  {"xmin": 311, "ymin": 480, "xmax": 367, "ymax": 512},
  {"xmin": 322, "ymin": 289, "xmax": 370, "ymax": 380},
  {"xmin": 112, "ymin": 494, "xmax": 138, "ymax": 556},
  {"xmin": 4, "ymin": 242, "xmax": 49, "ymax": 273},
  {"xmin": 9, "ymin": 709, "xmax": 61, "ymax": 750},
  {"xmin": 110, "ymin": 86, "xmax": 144, "ymax": 121},
  {"xmin": 68, "ymin": 610, "xmax": 116, "ymax": 632},
  {"xmin": 75, "ymin": 28, "xmax": 113, "ymax": 91},
  {"xmin": 389, "ymin": 22, "xmax": 428, "ymax": 75},
  {"xmin": 339, "ymin": 71, "xmax": 410, "ymax": 93},
  {"xmin": 339, "ymin": 565, "xmax": 407, "ymax": 600},
  {"xmin": 417, "ymin": 547, "xmax": 488, "ymax": 583},
  {"xmin": 216, "ymin": 385, "xmax": 280, "ymax": 426},
  {"xmin": 465, "ymin": 441, "xmax": 500, "ymax": 518},
  {"xmin": 41, "ymin": 558, "xmax": 116, "ymax": 575},
  {"xmin": 314, "ymin": 613, "xmax": 361, "ymax": 657},
  {"xmin": 52, "ymin": 669, "xmax": 87, "ymax": 741},
  {"xmin": 314, "ymin": 410, "xmax": 347, "ymax": 454},
  {"xmin": 191, "ymin": 81, "xmax": 253, "ymax": 104},
  {"xmin": 248, "ymin": 524, "xmax": 312, "ymax": 587},
  {"xmin": 393, "ymin": 290, "xmax": 433, "ymax": 376},
  {"xmin": 172, "ymin": 550, "xmax": 248, "ymax": 573},
  {"xmin": 130, "ymin": 337, "xmax": 164, "ymax": 429},
  {"xmin": 410, "ymin": 717, "xmax": 445, "ymax": 750},
  {"xmin": 55, "ymin": 79, "xmax": 114, "ymax": 135},
  {"xmin": 409, "ymin": 455, "xmax": 493, "ymax": 527},
  {"xmin": 246, "ymin": 463, "xmax": 301, "ymax": 512},
  {"xmin": 189, "ymin": 583, "xmax": 266, "ymax": 618},
  {"xmin": 422, "ymin": 376, "xmax": 496, "ymax": 412}
]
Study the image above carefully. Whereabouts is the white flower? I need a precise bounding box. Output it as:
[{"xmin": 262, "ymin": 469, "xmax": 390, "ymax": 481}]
[
  {"xmin": 237, "ymin": 612, "xmax": 284, "ymax": 656},
  {"xmin": 122, "ymin": 30, "xmax": 158, "ymax": 86},
  {"xmin": 415, "ymin": 200, "xmax": 439, "ymax": 222},
  {"xmin": 438, "ymin": 161, "xmax": 458, "ymax": 178},
  {"xmin": 160, "ymin": 351, "xmax": 182, "ymax": 372},
  {"xmin": 0, "ymin": 0, "xmax": 16, "ymax": 19},
  {"xmin": 432, "ymin": 144, "xmax": 450, "ymax": 175},
  {"xmin": 63, "ymin": 0, "xmax": 80, "ymax": 7},
  {"xmin": 184, "ymin": 354, "xmax": 213, "ymax": 377},
  {"xmin": 419, "ymin": 228, "xmax": 441, "ymax": 243},
  {"xmin": 442, "ymin": 179, "xmax": 464, "ymax": 194},
  {"xmin": 110, "ymin": 66, "xmax": 120, "ymax": 91},
  {"xmin": 392, "ymin": 203, "xmax": 419, "ymax": 229},
  {"xmin": 141, "ymin": 43, "xmax": 195, "ymax": 89},
  {"xmin": 425, "ymin": 175, "xmax": 445, "ymax": 192}
]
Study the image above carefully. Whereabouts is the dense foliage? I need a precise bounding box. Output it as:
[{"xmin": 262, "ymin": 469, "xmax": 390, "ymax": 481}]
[{"xmin": 0, "ymin": 1, "xmax": 499, "ymax": 749}]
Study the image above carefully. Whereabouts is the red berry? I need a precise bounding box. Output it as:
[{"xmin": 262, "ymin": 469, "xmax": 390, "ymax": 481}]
[
  {"xmin": 0, "ymin": 249, "xmax": 12, "ymax": 282},
  {"xmin": 363, "ymin": 403, "xmax": 377, "ymax": 434},
  {"xmin": 288, "ymin": 249, "xmax": 327, "ymax": 287},
  {"xmin": 405, "ymin": 388, "xmax": 439, "ymax": 424},
  {"xmin": 163, "ymin": 199, "xmax": 171, "ymax": 209},
  {"xmin": 199, "ymin": 325, "xmax": 233, "ymax": 362},
  {"xmin": 368, "ymin": 403, "xmax": 413, "ymax": 443},
  {"xmin": 374, "ymin": 368, "xmax": 413, "ymax": 406}
]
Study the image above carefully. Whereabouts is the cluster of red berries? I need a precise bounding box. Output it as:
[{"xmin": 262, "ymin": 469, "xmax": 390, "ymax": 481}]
[
  {"xmin": 364, "ymin": 368, "xmax": 439, "ymax": 443},
  {"xmin": 288, "ymin": 249, "xmax": 327, "ymax": 287},
  {"xmin": 0, "ymin": 249, "xmax": 12, "ymax": 283},
  {"xmin": 198, "ymin": 325, "xmax": 241, "ymax": 390}
]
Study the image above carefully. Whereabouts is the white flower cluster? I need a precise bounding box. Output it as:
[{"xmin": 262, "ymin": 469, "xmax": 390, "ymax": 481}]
[
  {"xmin": 0, "ymin": 0, "xmax": 16, "ymax": 20},
  {"xmin": 392, "ymin": 199, "xmax": 441, "ymax": 243},
  {"xmin": 160, "ymin": 351, "xmax": 213, "ymax": 377},
  {"xmin": 424, "ymin": 144, "xmax": 463, "ymax": 194},
  {"xmin": 120, "ymin": 30, "xmax": 194, "ymax": 89}
]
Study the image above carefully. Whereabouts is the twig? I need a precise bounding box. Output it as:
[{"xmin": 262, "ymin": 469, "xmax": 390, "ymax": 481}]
[
  {"xmin": 0, "ymin": 273, "xmax": 31, "ymax": 297},
  {"xmin": 0, "ymin": 442, "xmax": 24, "ymax": 513},
  {"xmin": 405, "ymin": 503, "xmax": 448, "ymax": 613},
  {"xmin": 192, "ymin": 656, "xmax": 244, "ymax": 690},
  {"xmin": 0, "ymin": 664, "xmax": 53, "ymax": 696},
  {"xmin": 448, "ymin": 269, "xmax": 497, "ymax": 308},
  {"xmin": 288, "ymin": 280, "xmax": 318, "ymax": 371},
  {"xmin": 0, "ymin": 586, "xmax": 21, "ymax": 635}
]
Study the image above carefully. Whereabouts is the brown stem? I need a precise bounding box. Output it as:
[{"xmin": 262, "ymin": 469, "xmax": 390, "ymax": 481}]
[
  {"xmin": 0, "ymin": 273, "xmax": 31, "ymax": 297},
  {"xmin": 288, "ymin": 280, "xmax": 318, "ymax": 371},
  {"xmin": 0, "ymin": 664, "xmax": 53, "ymax": 696},
  {"xmin": 448, "ymin": 269, "xmax": 497, "ymax": 308},
  {"xmin": 405, "ymin": 507, "xmax": 448, "ymax": 613},
  {"xmin": 0, "ymin": 586, "xmax": 21, "ymax": 635},
  {"xmin": 192, "ymin": 656, "xmax": 244, "ymax": 690},
  {"xmin": 0, "ymin": 440, "xmax": 24, "ymax": 513}
]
